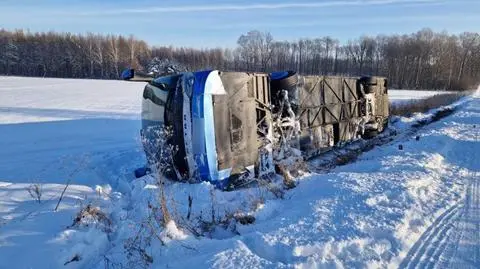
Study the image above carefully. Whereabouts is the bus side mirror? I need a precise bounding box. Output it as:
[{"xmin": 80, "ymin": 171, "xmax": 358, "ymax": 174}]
[{"xmin": 121, "ymin": 68, "xmax": 135, "ymax": 80}]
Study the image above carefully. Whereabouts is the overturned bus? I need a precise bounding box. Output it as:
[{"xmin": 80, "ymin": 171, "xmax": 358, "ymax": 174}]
[{"xmin": 124, "ymin": 70, "xmax": 389, "ymax": 188}]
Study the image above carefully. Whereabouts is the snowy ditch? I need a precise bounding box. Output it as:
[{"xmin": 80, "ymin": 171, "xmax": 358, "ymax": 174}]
[{"xmin": 81, "ymin": 93, "xmax": 476, "ymax": 268}]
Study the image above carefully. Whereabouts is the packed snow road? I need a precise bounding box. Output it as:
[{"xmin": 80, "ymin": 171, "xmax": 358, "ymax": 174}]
[
  {"xmin": 400, "ymin": 175, "xmax": 480, "ymax": 269},
  {"xmin": 398, "ymin": 96, "xmax": 480, "ymax": 269},
  {"xmin": 0, "ymin": 76, "xmax": 478, "ymax": 269}
]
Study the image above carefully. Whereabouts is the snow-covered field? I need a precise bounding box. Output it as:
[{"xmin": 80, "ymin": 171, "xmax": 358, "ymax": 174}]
[
  {"xmin": 0, "ymin": 76, "xmax": 146, "ymax": 268},
  {"xmin": 388, "ymin": 89, "xmax": 454, "ymax": 105},
  {"xmin": 0, "ymin": 76, "xmax": 479, "ymax": 269}
]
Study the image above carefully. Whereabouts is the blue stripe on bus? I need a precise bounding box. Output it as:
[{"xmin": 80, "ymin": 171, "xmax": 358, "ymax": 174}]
[{"xmin": 192, "ymin": 70, "xmax": 212, "ymax": 181}]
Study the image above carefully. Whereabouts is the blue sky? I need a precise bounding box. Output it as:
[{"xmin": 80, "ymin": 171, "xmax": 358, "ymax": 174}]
[{"xmin": 1, "ymin": 0, "xmax": 479, "ymax": 48}]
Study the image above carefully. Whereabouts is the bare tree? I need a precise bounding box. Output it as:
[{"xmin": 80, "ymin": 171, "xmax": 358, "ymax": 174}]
[
  {"xmin": 1, "ymin": 28, "xmax": 479, "ymax": 90},
  {"xmin": 237, "ymin": 30, "xmax": 274, "ymax": 71},
  {"xmin": 107, "ymin": 35, "xmax": 120, "ymax": 78}
]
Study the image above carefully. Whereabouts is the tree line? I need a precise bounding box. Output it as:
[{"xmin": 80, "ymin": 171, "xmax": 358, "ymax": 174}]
[{"xmin": 1, "ymin": 28, "xmax": 479, "ymax": 90}]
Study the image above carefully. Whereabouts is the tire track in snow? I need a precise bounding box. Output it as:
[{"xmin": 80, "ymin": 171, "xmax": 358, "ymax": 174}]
[
  {"xmin": 421, "ymin": 212, "xmax": 461, "ymax": 269},
  {"xmin": 425, "ymin": 207, "xmax": 465, "ymax": 269},
  {"xmin": 427, "ymin": 176, "xmax": 474, "ymax": 269},
  {"xmin": 427, "ymin": 205, "xmax": 464, "ymax": 269},
  {"xmin": 469, "ymin": 175, "xmax": 480, "ymax": 267},
  {"xmin": 427, "ymin": 227, "xmax": 462, "ymax": 269},
  {"xmin": 474, "ymin": 178, "xmax": 480, "ymax": 264},
  {"xmin": 446, "ymin": 175, "xmax": 480, "ymax": 269},
  {"xmin": 399, "ymin": 203, "xmax": 461, "ymax": 269},
  {"xmin": 401, "ymin": 173, "xmax": 480, "ymax": 269}
]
